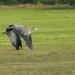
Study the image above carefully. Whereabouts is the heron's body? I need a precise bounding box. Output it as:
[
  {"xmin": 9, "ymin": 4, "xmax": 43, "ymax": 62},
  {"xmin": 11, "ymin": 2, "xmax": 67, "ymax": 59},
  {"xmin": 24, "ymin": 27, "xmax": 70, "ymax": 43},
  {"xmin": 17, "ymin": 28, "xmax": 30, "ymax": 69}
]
[
  {"xmin": 2, "ymin": 24, "xmax": 40, "ymax": 50},
  {"xmin": 3, "ymin": 24, "xmax": 38, "ymax": 50}
]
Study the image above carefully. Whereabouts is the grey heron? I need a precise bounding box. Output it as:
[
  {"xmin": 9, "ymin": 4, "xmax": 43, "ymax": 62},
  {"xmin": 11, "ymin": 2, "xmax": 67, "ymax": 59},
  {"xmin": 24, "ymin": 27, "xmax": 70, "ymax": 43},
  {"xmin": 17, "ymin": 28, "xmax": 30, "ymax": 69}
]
[{"xmin": 2, "ymin": 24, "xmax": 40, "ymax": 50}]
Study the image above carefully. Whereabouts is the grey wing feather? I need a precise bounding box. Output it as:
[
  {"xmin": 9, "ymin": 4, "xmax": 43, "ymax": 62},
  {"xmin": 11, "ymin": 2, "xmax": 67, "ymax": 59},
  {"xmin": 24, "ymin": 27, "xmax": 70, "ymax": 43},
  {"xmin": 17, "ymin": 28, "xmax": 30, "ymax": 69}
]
[
  {"xmin": 25, "ymin": 34, "xmax": 33, "ymax": 50},
  {"xmin": 5, "ymin": 27, "xmax": 14, "ymax": 29},
  {"xmin": 13, "ymin": 27, "xmax": 33, "ymax": 50},
  {"xmin": 7, "ymin": 31, "xmax": 22, "ymax": 50}
]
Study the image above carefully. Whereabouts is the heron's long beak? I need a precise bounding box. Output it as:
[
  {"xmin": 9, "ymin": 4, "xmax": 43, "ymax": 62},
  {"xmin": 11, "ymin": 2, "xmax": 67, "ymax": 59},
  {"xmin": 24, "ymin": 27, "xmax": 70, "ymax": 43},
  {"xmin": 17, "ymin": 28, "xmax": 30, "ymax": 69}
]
[
  {"xmin": 1, "ymin": 32, "xmax": 7, "ymax": 34},
  {"xmin": 38, "ymin": 28, "xmax": 41, "ymax": 29},
  {"xmin": 36, "ymin": 28, "xmax": 41, "ymax": 30}
]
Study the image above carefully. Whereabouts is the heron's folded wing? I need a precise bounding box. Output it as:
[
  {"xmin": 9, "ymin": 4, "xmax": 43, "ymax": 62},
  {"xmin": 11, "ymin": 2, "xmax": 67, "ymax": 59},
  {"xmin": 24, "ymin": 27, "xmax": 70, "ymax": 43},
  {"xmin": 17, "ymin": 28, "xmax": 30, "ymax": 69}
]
[
  {"xmin": 7, "ymin": 31, "xmax": 22, "ymax": 50},
  {"xmin": 25, "ymin": 34, "xmax": 33, "ymax": 50},
  {"xmin": 19, "ymin": 33, "xmax": 33, "ymax": 50},
  {"xmin": 13, "ymin": 27, "xmax": 33, "ymax": 50}
]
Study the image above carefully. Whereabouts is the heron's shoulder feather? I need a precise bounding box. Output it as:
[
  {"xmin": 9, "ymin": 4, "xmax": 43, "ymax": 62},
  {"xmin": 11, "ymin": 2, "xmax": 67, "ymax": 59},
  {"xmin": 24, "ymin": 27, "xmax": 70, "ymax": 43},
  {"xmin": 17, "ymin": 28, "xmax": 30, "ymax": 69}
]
[
  {"xmin": 5, "ymin": 27, "xmax": 14, "ymax": 29},
  {"xmin": 13, "ymin": 24, "xmax": 24, "ymax": 28}
]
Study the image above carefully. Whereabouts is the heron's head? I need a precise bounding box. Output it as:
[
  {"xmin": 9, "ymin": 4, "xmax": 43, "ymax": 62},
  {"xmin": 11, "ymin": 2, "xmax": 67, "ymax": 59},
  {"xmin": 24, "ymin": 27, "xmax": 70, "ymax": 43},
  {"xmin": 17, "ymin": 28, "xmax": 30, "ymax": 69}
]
[{"xmin": 32, "ymin": 27, "xmax": 41, "ymax": 30}]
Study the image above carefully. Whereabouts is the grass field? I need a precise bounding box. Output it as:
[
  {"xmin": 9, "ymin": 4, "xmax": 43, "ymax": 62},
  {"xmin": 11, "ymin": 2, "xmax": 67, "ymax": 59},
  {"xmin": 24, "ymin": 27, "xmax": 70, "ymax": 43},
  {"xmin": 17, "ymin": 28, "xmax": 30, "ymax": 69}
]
[{"xmin": 0, "ymin": 8, "xmax": 75, "ymax": 75}]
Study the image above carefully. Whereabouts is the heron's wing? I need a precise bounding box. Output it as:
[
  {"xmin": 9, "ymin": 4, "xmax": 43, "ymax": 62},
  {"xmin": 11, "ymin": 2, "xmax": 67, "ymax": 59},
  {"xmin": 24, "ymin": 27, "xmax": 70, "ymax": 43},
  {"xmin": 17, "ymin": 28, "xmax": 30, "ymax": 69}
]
[
  {"xmin": 22, "ymin": 34, "xmax": 33, "ymax": 50},
  {"xmin": 25, "ymin": 34, "xmax": 33, "ymax": 50},
  {"xmin": 7, "ymin": 31, "xmax": 22, "ymax": 50},
  {"xmin": 13, "ymin": 27, "xmax": 33, "ymax": 50}
]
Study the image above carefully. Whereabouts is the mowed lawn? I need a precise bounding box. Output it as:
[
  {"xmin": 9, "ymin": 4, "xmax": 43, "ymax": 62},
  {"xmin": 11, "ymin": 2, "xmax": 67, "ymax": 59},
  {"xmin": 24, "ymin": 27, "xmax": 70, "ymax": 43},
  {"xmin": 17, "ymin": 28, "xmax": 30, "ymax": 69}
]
[{"xmin": 0, "ymin": 8, "xmax": 75, "ymax": 75}]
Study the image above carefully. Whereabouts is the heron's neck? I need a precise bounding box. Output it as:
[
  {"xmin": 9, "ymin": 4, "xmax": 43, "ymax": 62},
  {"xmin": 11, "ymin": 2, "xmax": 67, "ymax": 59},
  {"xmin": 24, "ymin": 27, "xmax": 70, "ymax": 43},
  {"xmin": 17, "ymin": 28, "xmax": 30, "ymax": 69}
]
[{"xmin": 28, "ymin": 28, "xmax": 34, "ymax": 30}]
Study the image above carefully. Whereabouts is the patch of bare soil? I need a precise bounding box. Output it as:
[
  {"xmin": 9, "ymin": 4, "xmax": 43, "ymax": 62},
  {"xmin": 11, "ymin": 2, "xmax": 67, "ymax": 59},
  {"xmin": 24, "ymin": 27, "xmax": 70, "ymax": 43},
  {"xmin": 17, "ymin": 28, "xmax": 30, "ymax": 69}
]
[{"xmin": 0, "ymin": 3, "xmax": 74, "ymax": 9}]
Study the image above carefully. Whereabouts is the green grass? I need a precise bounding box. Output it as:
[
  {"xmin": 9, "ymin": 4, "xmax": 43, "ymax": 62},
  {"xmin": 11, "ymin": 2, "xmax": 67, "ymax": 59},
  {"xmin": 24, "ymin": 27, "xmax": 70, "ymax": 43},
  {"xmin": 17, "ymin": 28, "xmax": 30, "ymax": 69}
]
[{"xmin": 0, "ymin": 8, "xmax": 75, "ymax": 75}]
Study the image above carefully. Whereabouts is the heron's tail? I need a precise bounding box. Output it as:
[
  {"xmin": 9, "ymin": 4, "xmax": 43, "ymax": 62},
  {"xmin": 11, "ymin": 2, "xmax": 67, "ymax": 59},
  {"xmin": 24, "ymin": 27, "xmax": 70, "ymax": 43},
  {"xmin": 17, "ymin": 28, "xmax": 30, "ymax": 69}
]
[{"xmin": 1, "ymin": 32, "xmax": 7, "ymax": 34}]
